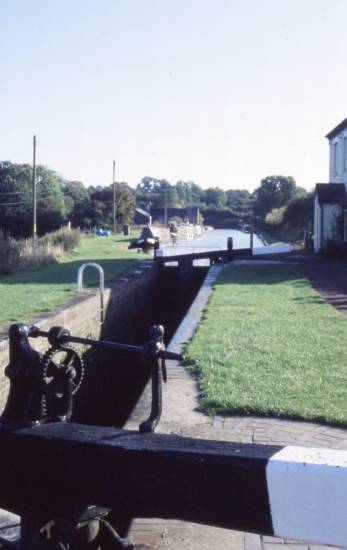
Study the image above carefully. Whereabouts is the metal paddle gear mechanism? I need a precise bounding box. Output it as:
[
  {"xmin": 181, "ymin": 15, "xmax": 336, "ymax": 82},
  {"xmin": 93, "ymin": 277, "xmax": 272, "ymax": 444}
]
[
  {"xmin": 29, "ymin": 324, "xmax": 182, "ymax": 432},
  {"xmin": 40, "ymin": 344, "xmax": 84, "ymax": 422}
]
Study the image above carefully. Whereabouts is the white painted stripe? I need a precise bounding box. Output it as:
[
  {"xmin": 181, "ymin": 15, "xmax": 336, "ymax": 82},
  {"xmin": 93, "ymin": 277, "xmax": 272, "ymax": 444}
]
[
  {"xmin": 253, "ymin": 244, "xmax": 291, "ymax": 255},
  {"xmin": 266, "ymin": 445, "xmax": 347, "ymax": 548}
]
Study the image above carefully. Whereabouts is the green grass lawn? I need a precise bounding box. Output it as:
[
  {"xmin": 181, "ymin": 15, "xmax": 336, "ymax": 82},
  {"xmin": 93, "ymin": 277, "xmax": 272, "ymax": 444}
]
[
  {"xmin": 0, "ymin": 235, "xmax": 147, "ymax": 325},
  {"xmin": 186, "ymin": 263, "xmax": 347, "ymax": 425}
]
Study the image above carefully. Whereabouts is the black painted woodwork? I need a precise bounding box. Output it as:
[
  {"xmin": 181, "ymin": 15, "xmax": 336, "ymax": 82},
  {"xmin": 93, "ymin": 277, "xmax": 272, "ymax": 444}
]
[
  {"xmin": 156, "ymin": 247, "xmax": 252, "ymax": 265},
  {"xmin": 0, "ymin": 423, "xmax": 280, "ymax": 536}
]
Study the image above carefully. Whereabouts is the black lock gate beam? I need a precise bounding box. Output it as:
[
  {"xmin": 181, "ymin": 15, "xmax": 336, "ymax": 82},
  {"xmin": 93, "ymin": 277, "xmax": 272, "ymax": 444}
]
[
  {"xmin": 0, "ymin": 422, "xmax": 278, "ymax": 533},
  {"xmin": 0, "ymin": 422, "xmax": 345, "ymax": 547}
]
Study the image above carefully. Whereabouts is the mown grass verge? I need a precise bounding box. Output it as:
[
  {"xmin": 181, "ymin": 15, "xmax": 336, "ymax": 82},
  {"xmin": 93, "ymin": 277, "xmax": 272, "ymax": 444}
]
[
  {"xmin": 185, "ymin": 263, "xmax": 347, "ymax": 425},
  {"xmin": 0, "ymin": 235, "xmax": 146, "ymax": 325}
]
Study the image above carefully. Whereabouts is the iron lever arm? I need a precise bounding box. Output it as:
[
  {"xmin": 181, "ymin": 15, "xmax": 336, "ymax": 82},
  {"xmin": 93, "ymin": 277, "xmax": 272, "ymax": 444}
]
[{"xmin": 28, "ymin": 326, "xmax": 183, "ymax": 361}]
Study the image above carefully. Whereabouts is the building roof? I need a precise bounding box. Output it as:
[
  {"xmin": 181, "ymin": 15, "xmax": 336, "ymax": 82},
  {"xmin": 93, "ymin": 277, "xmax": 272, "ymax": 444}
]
[
  {"xmin": 315, "ymin": 183, "xmax": 346, "ymax": 205},
  {"xmin": 326, "ymin": 118, "xmax": 347, "ymax": 140}
]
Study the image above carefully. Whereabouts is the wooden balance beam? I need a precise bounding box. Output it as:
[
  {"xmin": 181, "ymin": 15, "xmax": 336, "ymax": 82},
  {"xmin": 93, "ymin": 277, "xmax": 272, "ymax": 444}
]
[{"xmin": 0, "ymin": 423, "xmax": 345, "ymax": 548}]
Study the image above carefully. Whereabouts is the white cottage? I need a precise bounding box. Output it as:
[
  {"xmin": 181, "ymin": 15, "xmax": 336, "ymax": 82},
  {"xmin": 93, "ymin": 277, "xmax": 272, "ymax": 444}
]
[{"xmin": 314, "ymin": 118, "xmax": 347, "ymax": 252}]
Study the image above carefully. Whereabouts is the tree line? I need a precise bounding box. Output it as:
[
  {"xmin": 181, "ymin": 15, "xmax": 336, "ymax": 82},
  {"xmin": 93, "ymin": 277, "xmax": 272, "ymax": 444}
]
[
  {"xmin": 0, "ymin": 162, "xmax": 135, "ymax": 237},
  {"xmin": 0, "ymin": 161, "xmax": 313, "ymax": 240}
]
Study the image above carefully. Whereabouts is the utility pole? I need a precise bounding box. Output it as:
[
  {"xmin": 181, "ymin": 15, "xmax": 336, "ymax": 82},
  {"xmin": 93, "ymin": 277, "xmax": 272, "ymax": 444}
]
[
  {"xmin": 113, "ymin": 160, "xmax": 116, "ymax": 233},
  {"xmin": 32, "ymin": 135, "xmax": 37, "ymax": 240},
  {"xmin": 164, "ymin": 187, "xmax": 168, "ymax": 226},
  {"xmin": 250, "ymin": 220, "xmax": 254, "ymax": 251}
]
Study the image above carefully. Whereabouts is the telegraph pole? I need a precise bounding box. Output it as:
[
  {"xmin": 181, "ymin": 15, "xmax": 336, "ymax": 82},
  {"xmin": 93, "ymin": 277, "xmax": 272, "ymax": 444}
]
[
  {"xmin": 32, "ymin": 135, "xmax": 37, "ymax": 240},
  {"xmin": 113, "ymin": 160, "xmax": 116, "ymax": 233},
  {"xmin": 164, "ymin": 187, "xmax": 168, "ymax": 226}
]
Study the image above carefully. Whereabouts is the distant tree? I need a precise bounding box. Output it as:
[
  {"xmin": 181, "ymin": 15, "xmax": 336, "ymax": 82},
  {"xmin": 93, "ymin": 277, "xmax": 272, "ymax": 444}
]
[
  {"xmin": 136, "ymin": 178, "xmax": 180, "ymax": 209},
  {"xmin": 204, "ymin": 187, "xmax": 227, "ymax": 207},
  {"xmin": 189, "ymin": 182, "xmax": 206, "ymax": 205},
  {"xmin": 261, "ymin": 187, "xmax": 313, "ymax": 241},
  {"xmin": 201, "ymin": 206, "xmax": 238, "ymax": 227},
  {"xmin": 63, "ymin": 180, "xmax": 90, "ymax": 207},
  {"xmin": 116, "ymin": 183, "xmax": 136, "ymax": 224},
  {"xmin": 137, "ymin": 176, "xmax": 162, "ymax": 194},
  {"xmin": 0, "ymin": 161, "xmax": 33, "ymax": 235},
  {"xmin": 265, "ymin": 206, "xmax": 286, "ymax": 226},
  {"xmin": 175, "ymin": 180, "xmax": 205, "ymax": 207},
  {"xmin": 0, "ymin": 162, "xmax": 66, "ymax": 236},
  {"xmin": 175, "ymin": 181, "xmax": 192, "ymax": 206},
  {"xmin": 62, "ymin": 181, "xmax": 90, "ymax": 226},
  {"xmin": 253, "ymin": 176, "xmax": 296, "ymax": 219},
  {"xmin": 155, "ymin": 181, "xmax": 180, "ymax": 208},
  {"xmin": 226, "ymin": 189, "xmax": 254, "ymax": 221},
  {"xmin": 87, "ymin": 183, "xmax": 135, "ymax": 228},
  {"xmin": 281, "ymin": 192, "xmax": 314, "ymax": 234},
  {"xmin": 36, "ymin": 165, "xmax": 66, "ymax": 233}
]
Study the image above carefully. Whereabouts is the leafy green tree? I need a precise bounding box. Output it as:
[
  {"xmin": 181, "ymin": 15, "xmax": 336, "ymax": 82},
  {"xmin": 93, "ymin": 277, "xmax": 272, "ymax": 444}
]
[
  {"xmin": 265, "ymin": 206, "xmax": 286, "ymax": 226},
  {"xmin": 136, "ymin": 178, "xmax": 181, "ymax": 209},
  {"xmin": 253, "ymin": 176, "xmax": 296, "ymax": 220},
  {"xmin": 204, "ymin": 187, "xmax": 227, "ymax": 207},
  {"xmin": 155, "ymin": 181, "xmax": 180, "ymax": 208},
  {"xmin": 281, "ymin": 192, "xmax": 314, "ymax": 234},
  {"xmin": 226, "ymin": 189, "xmax": 253, "ymax": 221},
  {"xmin": 62, "ymin": 181, "xmax": 90, "ymax": 226},
  {"xmin": 87, "ymin": 183, "xmax": 135, "ymax": 228},
  {"xmin": 201, "ymin": 206, "xmax": 237, "ymax": 227},
  {"xmin": 0, "ymin": 162, "xmax": 32, "ymax": 235},
  {"xmin": 36, "ymin": 166, "xmax": 66, "ymax": 233},
  {"xmin": 0, "ymin": 162, "xmax": 67, "ymax": 236}
]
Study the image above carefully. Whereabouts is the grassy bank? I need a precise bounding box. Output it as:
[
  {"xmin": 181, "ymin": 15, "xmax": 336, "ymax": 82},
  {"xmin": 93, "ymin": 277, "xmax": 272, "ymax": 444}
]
[
  {"xmin": 186, "ymin": 263, "xmax": 347, "ymax": 425},
  {"xmin": 0, "ymin": 235, "xmax": 146, "ymax": 325},
  {"xmin": 256, "ymin": 229, "xmax": 283, "ymax": 246},
  {"xmin": 258, "ymin": 227, "xmax": 304, "ymax": 247}
]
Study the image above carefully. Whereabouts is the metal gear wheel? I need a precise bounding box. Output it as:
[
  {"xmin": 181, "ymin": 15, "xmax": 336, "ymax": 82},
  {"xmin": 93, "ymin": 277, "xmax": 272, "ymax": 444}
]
[{"xmin": 40, "ymin": 345, "xmax": 84, "ymax": 418}]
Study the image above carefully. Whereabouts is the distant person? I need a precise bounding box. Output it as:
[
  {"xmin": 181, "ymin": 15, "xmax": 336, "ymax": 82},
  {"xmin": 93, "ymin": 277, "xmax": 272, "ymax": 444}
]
[{"xmin": 169, "ymin": 222, "xmax": 178, "ymax": 245}]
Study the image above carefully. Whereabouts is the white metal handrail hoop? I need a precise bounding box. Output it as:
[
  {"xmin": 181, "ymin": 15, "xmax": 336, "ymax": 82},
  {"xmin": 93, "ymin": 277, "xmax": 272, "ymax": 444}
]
[{"xmin": 77, "ymin": 263, "xmax": 105, "ymax": 325}]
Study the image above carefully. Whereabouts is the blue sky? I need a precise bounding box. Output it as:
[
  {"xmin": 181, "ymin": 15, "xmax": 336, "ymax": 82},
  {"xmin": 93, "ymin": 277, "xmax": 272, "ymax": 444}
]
[{"xmin": 1, "ymin": 0, "xmax": 346, "ymax": 191}]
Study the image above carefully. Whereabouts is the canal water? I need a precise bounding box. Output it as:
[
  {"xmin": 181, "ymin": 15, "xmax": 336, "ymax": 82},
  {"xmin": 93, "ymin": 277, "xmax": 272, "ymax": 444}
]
[
  {"xmin": 188, "ymin": 228, "xmax": 264, "ymax": 249},
  {"xmin": 161, "ymin": 228, "xmax": 265, "ymax": 261}
]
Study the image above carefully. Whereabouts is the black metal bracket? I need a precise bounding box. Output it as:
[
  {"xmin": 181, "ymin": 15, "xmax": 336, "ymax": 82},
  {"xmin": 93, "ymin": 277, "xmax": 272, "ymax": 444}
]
[
  {"xmin": 139, "ymin": 325, "xmax": 167, "ymax": 433},
  {"xmin": 0, "ymin": 323, "xmax": 42, "ymax": 431}
]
